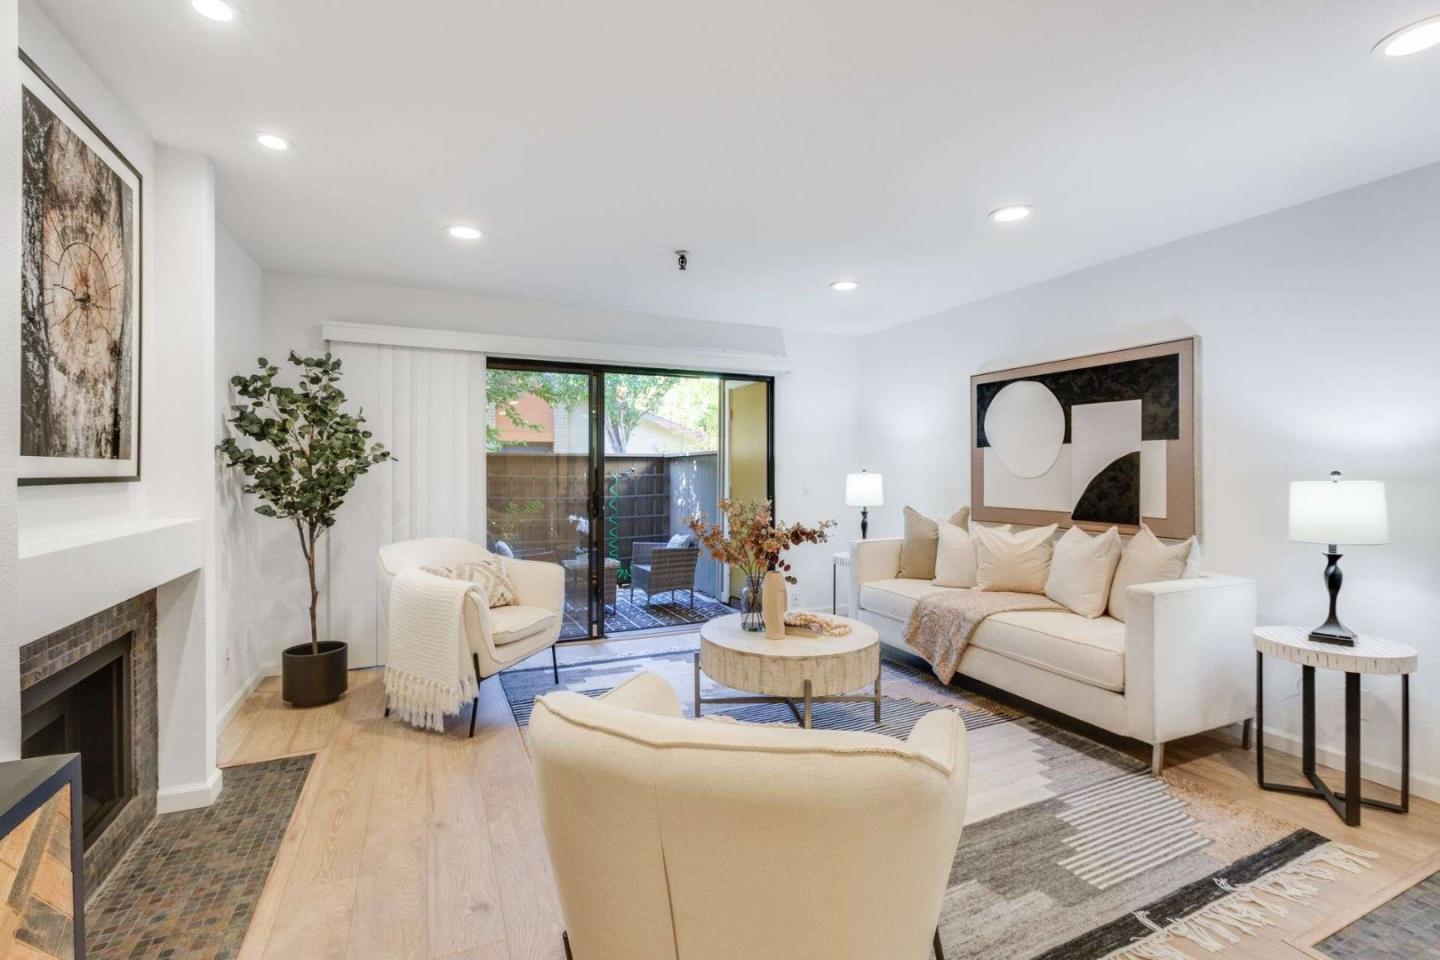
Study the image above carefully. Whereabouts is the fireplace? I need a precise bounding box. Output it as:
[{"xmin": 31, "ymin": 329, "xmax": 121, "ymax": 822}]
[
  {"xmin": 21, "ymin": 634, "xmax": 135, "ymax": 848},
  {"xmin": 19, "ymin": 590, "xmax": 158, "ymax": 897}
]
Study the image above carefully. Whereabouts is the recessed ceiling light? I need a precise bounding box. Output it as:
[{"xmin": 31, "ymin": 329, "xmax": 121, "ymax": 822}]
[
  {"xmin": 255, "ymin": 133, "xmax": 291, "ymax": 151},
  {"xmin": 1376, "ymin": 15, "xmax": 1440, "ymax": 57},
  {"xmin": 830, "ymin": 280, "xmax": 859, "ymax": 291},
  {"xmin": 989, "ymin": 205, "xmax": 1033, "ymax": 223},
  {"xmin": 447, "ymin": 225, "xmax": 483, "ymax": 240},
  {"xmin": 191, "ymin": 0, "xmax": 236, "ymax": 22}
]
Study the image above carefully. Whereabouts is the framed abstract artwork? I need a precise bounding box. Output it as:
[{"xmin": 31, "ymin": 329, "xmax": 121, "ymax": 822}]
[
  {"xmin": 19, "ymin": 50, "xmax": 142, "ymax": 485},
  {"xmin": 970, "ymin": 337, "xmax": 1198, "ymax": 539}
]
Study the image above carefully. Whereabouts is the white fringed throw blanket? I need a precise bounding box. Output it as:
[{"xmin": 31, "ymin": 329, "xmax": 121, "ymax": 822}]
[
  {"xmin": 904, "ymin": 589, "xmax": 1062, "ymax": 683},
  {"xmin": 385, "ymin": 569, "xmax": 480, "ymax": 732}
]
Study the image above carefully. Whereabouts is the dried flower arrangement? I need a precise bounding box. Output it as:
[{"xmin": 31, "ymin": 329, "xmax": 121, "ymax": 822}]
[{"xmin": 688, "ymin": 498, "xmax": 836, "ymax": 585}]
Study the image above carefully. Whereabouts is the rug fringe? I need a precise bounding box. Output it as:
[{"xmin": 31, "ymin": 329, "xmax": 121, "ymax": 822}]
[{"xmin": 1103, "ymin": 842, "xmax": 1378, "ymax": 959}]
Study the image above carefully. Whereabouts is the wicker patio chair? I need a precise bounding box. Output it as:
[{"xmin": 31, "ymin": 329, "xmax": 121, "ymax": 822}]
[{"xmin": 630, "ymin": 539, "xmax": 700, "ymax": 607}]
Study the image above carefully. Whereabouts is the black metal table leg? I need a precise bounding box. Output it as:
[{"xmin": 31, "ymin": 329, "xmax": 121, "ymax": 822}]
[
  {"xmin": 1255, "ymin": 651, "xmax": 1265, "ymax": 784},
  {"xmin": 1344, "ymin": 672, "xmax": 1361, "ymax": 826},
  {"xmin": 1258, "ymin": 654, "xmax": 1411, "ymax": 826}
]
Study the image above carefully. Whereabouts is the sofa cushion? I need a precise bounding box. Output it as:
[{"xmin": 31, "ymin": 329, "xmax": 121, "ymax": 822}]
[
  {"xmin": 488, "ymin": 605, "xmax": 557, "ymax": 645},
  {"xmin": 971, "ymin": 610, "xmax": 1126, "ymax": 692},
  {"xmin": 858, "ymin": 578, "xmax": 960, "ymax": 622},
  {"xmin": 899, "ymin": 506, "xmax": 970, "ymax": 580},
  {"xmin": 1045, "ymin": 525, "xmax": 1122, "ymax": 618},
  {"xmin": 932, "ymin": 521, "xmax": 977, "ymax": 588},
  {"xmin": 1107, "ymin": 525, "xmax": 1198, "ymax": 622},
  {"xmin": 974, "ymin": 523, "xmax": 1056, "ymax": 594}
]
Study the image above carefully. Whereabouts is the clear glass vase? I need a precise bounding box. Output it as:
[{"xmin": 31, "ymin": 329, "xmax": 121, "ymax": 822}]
[{"xmin": 739, "ymin": 574, "xmax": 765, "ymax": 631}]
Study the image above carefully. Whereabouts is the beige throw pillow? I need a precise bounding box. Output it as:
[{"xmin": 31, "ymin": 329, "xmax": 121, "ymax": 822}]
[
  {"xmin": 1106, "ymin": 526, "xmax": 1198, "ymax": 622},
  {"xmin": 1045, "ymin": 526, "xmax": 1122, "ymax": 618},
  {"xmin": 898, "ymin": 506, "xmax": 971, "ymax": 580},
  {"xmin": 422, "ymin": 555, "xmax": 517, "ymax": 609},
  {"xmin": 932, "ymin": 521, "xmax": 977, "ymax": 588},
  {"xmin": 974, "ymin": 524, "xmax": 1057, "ymax": 594}
]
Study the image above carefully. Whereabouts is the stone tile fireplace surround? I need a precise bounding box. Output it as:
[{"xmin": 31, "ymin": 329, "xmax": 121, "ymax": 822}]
[{"xmin": 19, "ymin": 591, "xmax": 159, "ymax": 897}]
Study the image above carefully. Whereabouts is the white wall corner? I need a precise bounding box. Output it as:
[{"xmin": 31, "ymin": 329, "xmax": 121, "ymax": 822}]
[
  {"xmin": 0, "ymin": 0, "xmax": 22, "ymax": 761},
  {"xmin": 156, "ymin": 766, "xmax": 224, "ymax": 814}
]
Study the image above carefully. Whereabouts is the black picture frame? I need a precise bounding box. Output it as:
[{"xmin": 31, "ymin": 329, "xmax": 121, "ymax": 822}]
[{"xmin": 18, "ymin": 48, "xmax": 143, "ymax": 486}]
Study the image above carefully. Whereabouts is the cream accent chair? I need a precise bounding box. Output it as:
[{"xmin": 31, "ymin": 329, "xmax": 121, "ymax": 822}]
[
  {"xmin": 531, "ymin": 671, "xmax": 969, "ymax": 960},
  {"xmin": 377, "ymin": 537, "xmax": 565, "ymax": 735}
]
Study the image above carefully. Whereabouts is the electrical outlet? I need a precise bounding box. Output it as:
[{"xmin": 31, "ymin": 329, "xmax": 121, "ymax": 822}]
[{"xmin": 788, "ymin": 584, "xmax": 799, "ymax": 607}]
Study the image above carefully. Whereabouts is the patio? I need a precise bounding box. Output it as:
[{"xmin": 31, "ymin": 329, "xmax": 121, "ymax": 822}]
[{"xmin": 560, "ymin": 587, "xmax": 738, "ymax": 640}]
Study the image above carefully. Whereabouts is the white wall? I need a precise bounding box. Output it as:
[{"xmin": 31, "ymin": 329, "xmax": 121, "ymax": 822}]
[
  {"xmin": 14, "ymin": 4, "xmax": 224, "ymax": 808},
  {"xmin": 16, "ymin": 0, "xmax": 153, "ymax": 529},
  {"xmin": 858, "ymin": 161, "xmax": 1440, "ymax": 797},
  {"xmin": 0, "ymin": 0, "xmax": 22, "ymax": 760},
  {"xmin": 150, "ymin": 147, "xmax": 221, "ymax": 811},
  {"xmin": 215, "ymin": 227, "xmax": 268, "ymax": 720},
  {"xmin": 250, "ymin": 274, "xmax": 859, "ymax": 668},
  {"xmin": 774, "ymin": 331, "xmax": 863, "ymax": 611}
]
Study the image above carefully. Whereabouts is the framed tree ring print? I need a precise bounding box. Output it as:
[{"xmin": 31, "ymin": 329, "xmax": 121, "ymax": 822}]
[{"xmin": 19, "ymin": 50, "xmax": 142, "ymax": 484}]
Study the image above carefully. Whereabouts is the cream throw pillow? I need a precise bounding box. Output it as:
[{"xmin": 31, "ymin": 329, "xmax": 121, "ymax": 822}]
[
  {"xmin": 1106, "ymin": 526, "xmax": 1198, "ymax": 622},
  {"xmin": 1045, "ymin": 526, "xmax": 1122, "ymax": 618},
  {"xmin": 898, "ymin": 506, "xmax": 971, "ymax": 580},
  {"xmin": 932, "ymin": 521, "xmax": 977, "ymax": 588},
  {"xmin": 973, "ymin": 524, "xmax": 1057, "ymax": 594},
  {"xmin": 421, "ymin": 555, "xmax": 517, "ymax": 609}
]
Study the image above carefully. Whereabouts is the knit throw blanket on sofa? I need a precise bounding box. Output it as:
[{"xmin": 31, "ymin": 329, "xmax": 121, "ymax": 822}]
[
  {"xmin": 905, "ymin": 589, "xmax": 1062, "ymax": 684},
  {"xmin": 385, "ymin": 569, "xmax": 480, "ymax": 732}
]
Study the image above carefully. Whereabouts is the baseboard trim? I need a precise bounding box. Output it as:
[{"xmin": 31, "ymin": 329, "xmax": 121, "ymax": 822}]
[
  {"xmin": 218, "ymin": 669, "xmax": 268, "ymax": 733},
  {"xmin": 156, "ymin": 766, "xmax": 224, "ymax": 813},
  {"xmin": 1258, "ymin": 723, "xmax": 1440, "ymax": 804}
]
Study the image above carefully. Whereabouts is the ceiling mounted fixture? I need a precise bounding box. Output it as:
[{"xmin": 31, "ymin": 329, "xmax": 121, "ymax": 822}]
[
  {"xmin": 830, "ymin": 280, "xmax": 859, "ymax": 291},
  {"xmin": 191, "ymin": 0, "xmax": 236, "ymax": 22},
  {"xmin": 255, "ymin": 133, "xmax": 291, "ymax": 151},
  {"xmin": 447, "ymin": 225, "xmax": 483, "ymax": 240},
  {"xmin": 1375, "ymin": 15, "xmax": 1440, "ymax": 57},
  {"xmin": 989, "ymin": 205, "xmax": 1033, "ymax": 223}
]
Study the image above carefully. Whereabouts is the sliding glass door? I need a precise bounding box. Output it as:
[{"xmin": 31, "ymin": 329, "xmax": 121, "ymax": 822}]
[{"xmin": 485, "ymin": 360, "xmax": 772, "ymax": 640}]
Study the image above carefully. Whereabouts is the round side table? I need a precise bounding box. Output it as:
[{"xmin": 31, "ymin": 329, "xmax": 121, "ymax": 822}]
[
  {"xmin": 1255, "ymin": 625, "xmax": 1417, "ymax": 826},
  {"xmin": 696, "ymin": 613, "xmax": 880, "ymax": 728}
]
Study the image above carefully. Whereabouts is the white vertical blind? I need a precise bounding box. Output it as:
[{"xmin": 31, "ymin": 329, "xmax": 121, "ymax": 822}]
[{"xmin": 326, "ymin": 340, "xmax": 487, "ymax": 667}]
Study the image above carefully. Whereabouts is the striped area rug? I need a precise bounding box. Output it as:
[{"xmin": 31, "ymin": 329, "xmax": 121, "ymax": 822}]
[{"xmin": 499, "ymin": 647, "xmax": 1376, "ymax": 960}]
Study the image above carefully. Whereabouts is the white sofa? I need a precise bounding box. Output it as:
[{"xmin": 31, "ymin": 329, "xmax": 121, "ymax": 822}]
[
  {"xmin": 850, "ymin": 535, "xmax": 1256, "ymax": 772},
  {"xmin": 531, "ymin": 671, "xmax": 969, "ymax": 960}
]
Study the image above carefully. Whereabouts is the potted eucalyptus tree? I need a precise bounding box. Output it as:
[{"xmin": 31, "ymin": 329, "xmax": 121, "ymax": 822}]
[{"xmin": 219, "ymin": 352, "xmax": 392, "ymax": 706}]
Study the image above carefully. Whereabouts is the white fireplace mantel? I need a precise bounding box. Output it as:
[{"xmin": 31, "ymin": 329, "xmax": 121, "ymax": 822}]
[{"xmin": 18, "ymin": 517, "xmax": 203, "ymax": 644}]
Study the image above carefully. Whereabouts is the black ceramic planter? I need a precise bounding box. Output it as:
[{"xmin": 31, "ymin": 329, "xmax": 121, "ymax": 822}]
[{"xmin": 282, "ymin": 640, "xmax": 348, "ymax": 706}]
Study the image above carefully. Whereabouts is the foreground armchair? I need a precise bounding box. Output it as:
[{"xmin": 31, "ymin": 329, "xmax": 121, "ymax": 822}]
[
  {"xmin": 377, "ymin": 537, "xmax": 565, "ymax": 733},
  {"xmin": 530, "ymin": 671, "xmax": 969, "ymax": 959}
]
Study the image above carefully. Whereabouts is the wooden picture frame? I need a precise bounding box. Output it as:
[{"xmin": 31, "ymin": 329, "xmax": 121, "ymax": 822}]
[{"xmin": 970, "ymin": 337, "xmax": 1199, "ymax": 539}]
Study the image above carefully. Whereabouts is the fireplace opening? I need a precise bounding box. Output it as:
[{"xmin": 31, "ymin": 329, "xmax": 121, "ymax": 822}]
[{"xmin": 21, "ymin": 634, "xmax": 135, "ymax": 848}]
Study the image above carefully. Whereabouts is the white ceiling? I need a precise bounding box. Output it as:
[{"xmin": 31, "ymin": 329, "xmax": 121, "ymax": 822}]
[{"xmin": 33, "ymin": 0, "xmax": 1440, "ymax": 334}]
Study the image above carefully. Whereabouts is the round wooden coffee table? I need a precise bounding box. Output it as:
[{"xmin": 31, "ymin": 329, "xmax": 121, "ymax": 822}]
[{"xmin": 695, "ymin": 613, "xmax": 881, "ymax": 728}]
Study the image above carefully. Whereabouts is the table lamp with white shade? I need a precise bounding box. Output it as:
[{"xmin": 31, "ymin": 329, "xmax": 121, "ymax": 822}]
[
  {"xmin": 1289, "ymin": 471, "xmax": 1389, "ymax": 646},
  {"xmin": 845, "ymin": 471, "xmax": 883, "ymax": 539}
]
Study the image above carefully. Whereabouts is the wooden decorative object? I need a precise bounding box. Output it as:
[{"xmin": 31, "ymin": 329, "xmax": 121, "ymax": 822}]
[{"xmin": 0, "ymin": 755, "xmax": 84, "ymax": 959}]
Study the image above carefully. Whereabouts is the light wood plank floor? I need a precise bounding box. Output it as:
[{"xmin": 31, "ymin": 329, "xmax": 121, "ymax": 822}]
[{"xmin": 221, "ymin": 636, "xmax": 1440, "ymax": 960}]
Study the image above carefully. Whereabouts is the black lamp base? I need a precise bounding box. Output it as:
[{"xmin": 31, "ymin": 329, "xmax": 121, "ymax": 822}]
[
  {"xmin": 1309, "ymin": 621, "xmax": 1357, "ymax": 647},
  {"xmin": 1310, "ymin": 547, "xmax": 1357, "ymax": 646}
]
